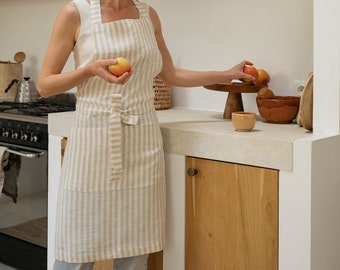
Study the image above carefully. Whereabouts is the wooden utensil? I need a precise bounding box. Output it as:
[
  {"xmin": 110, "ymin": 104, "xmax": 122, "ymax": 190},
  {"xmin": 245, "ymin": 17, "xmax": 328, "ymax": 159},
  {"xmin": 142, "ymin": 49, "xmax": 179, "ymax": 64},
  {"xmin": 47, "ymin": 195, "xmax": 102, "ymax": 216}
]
[{"xmin": 14, "ymin": 51, "xmax": 26, "ymax": 64}]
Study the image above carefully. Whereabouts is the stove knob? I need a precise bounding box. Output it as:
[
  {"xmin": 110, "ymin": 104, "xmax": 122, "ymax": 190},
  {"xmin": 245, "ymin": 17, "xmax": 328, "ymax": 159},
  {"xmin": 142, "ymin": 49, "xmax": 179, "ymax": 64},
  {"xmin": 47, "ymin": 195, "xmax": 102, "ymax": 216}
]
[
  {"xmin": 30, "ymin": 132, "xmax": 39, "ymax": 142},
  {"xmin": 11, "ymin": 130, "xmax": 19, "ymax": 139},
  {"xmin": 20, "ymin": 131, "xmax": 28, "ymax": 141},
  {"xmin": 2, "ymin": 128, "xmax": 9, "ymax": 138}
]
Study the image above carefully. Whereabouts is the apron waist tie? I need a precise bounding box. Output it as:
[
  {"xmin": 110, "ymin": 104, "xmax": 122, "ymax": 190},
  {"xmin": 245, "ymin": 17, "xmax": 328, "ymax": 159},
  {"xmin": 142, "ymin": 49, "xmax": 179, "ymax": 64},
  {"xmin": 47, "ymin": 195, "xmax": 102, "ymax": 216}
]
[{"xmin": 109, "ymin": 95, "xmax": 140, "ymax": 181}]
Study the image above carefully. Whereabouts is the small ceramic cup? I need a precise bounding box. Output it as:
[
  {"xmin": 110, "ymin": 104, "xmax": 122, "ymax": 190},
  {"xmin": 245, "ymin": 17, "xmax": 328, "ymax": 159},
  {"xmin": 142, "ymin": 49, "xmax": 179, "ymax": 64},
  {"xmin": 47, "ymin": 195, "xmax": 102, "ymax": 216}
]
[{"xmin": 231, "ymin": 112, "xmax": 256, "ymax": 131}]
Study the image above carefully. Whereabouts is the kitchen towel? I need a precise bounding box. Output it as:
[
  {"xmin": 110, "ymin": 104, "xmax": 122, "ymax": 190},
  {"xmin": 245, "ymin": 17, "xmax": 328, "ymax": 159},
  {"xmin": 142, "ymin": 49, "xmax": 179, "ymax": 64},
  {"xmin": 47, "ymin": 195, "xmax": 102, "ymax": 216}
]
[
  {"xmin": 2, "ymin": 153, "xmax": 21, "ymax": 203},
  {"xmin": 0, "ymin": 146, "xmax": 9, "ymax": 196}
]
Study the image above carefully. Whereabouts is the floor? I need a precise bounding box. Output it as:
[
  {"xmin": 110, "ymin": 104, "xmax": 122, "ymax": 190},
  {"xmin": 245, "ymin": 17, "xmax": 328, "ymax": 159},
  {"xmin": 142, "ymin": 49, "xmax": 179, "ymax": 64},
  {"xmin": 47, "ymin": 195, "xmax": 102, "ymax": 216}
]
[
  {"xmin": 0, "ymin": 192, "xmax": 47, "ymax": 228},
  {"xmin": 0, "ymin": 263, "xmax": 15, "ymax": 270},
  {"xmin": 0, "ymin": 192, "xmax": 47, "ymax": 270}
]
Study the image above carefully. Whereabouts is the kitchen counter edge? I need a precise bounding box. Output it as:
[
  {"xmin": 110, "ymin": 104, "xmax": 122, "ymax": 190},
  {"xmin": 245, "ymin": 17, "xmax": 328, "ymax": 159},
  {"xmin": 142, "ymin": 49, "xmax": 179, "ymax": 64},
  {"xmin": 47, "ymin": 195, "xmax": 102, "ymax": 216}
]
[{"xmin": 48, "ymin": 109, "xmax": 313, "ymax": 171}]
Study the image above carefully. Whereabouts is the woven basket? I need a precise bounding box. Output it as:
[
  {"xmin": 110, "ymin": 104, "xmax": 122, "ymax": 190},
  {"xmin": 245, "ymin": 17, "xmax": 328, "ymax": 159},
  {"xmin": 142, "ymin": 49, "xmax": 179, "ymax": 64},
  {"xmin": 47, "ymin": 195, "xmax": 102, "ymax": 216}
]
[
  {"xmin": 297, "ymin": 72, "xmax": 313, "ymax": 131},
  {"xmin": 153, "ymin": 75, "xmax": 171, "ymax": 110}
]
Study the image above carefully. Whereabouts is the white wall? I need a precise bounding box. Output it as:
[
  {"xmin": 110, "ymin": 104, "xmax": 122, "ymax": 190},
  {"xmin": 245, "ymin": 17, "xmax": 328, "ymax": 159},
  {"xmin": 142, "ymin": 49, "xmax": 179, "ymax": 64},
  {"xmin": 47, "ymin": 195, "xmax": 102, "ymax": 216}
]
[
  {"xmin": 146, "ymin": 0, "xmax": 313, "ymax": 112},
  {"xmin": 313, "ymin": 0, "xmax": 340, "ymax": 134},
  {"xmin": 310, "ymin": 1, "xmax": 340, "ymax": 267},
  {"xmin": 0, "ymin": 0, "xmax": 313, "ymax": 113},
  {"xmin": 311, "ymin": 135, "xmax": 340, "ymax": 270},
  {"xmin": 0, "ymin": 0, "xmax": 72, "ymax": 87}
]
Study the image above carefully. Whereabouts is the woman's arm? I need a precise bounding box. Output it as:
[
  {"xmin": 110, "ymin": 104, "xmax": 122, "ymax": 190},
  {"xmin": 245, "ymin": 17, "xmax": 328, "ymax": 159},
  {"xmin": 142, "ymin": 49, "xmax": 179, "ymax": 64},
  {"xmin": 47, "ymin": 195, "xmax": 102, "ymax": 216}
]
[
  {"xmin": 38, "ymin": 3, "xmax": 131, "ymax": 98},
  {"xmin": 149, "ymin": 7, "xmax": 254, "ymax": 87}
]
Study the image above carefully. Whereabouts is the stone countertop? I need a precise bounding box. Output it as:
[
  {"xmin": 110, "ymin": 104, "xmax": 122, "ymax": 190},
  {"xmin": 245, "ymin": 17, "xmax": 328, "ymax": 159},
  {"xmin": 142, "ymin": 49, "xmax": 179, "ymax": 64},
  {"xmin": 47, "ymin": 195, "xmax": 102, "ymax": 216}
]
[{"xmin": 48, "ymin": 109, "xmax": 312, "ymax": 171}]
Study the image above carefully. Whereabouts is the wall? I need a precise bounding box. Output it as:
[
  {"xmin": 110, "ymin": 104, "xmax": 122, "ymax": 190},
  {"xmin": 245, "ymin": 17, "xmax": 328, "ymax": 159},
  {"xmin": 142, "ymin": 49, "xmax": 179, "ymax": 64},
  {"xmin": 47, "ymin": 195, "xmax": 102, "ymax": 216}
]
[
  {"xmin": 0, "ymin": 0, "xmax": 72, "ymax": 86},
  {"xmin": 311, "ymin": 135, "xmax": 340, "ymax": 269},
  {"xmin": 0, "ymin": 0, "xmax": 313, "ymax": 113},
  {"xmin": 146, "ymin": 0, "xmax": 313, "ymax": 112},
  {"xmin": 313, "ymin": 0, "xmax": 340, "ymax": 134},
  {"xmin": 310, "ymin": 1, "xmax": 340, "ymax": 269}
]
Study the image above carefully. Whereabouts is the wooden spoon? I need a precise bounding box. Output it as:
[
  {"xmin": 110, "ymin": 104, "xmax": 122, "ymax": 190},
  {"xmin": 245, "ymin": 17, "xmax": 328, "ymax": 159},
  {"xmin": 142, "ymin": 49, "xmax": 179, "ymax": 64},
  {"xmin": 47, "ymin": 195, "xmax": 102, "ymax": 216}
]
[{"xmin": 14, "ymin": 51, "xmax": 26, "ymax": 64}]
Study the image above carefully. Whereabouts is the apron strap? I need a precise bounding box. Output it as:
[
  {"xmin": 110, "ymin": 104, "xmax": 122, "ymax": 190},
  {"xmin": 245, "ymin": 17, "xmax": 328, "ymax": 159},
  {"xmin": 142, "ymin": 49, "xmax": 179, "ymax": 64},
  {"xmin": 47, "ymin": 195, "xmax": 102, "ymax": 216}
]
[
  {"xmin": 132, "ymin": 0, "xmax": 148, "ymax": 18},
  {"xmin": 90, "ymin": 0, "xmax": 102, "ymax": 25}
]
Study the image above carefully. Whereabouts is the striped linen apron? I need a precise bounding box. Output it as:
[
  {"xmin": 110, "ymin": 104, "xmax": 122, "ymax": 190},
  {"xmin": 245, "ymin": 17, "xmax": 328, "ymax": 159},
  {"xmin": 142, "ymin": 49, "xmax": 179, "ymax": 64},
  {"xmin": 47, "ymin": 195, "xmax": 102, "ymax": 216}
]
[{"xmin": 54, "ymin": 0, "xmax": 166, "ymax": 263}]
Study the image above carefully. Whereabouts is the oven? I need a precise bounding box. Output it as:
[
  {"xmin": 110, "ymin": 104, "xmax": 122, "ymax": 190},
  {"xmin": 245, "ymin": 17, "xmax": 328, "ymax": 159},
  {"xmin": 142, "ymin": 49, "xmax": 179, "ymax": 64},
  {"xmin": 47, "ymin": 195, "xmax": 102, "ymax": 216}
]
[{"xmin": 0, "ymin": 94, "xmax": 75, "ymax": 270}]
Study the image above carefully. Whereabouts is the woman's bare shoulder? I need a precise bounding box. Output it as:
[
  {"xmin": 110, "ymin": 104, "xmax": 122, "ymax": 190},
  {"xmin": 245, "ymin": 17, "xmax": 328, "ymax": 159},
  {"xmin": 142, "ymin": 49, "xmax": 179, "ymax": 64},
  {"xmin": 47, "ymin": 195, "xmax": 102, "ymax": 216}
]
[
  {"xmin": 52, "ymin": 1, "xmax": 81, "ymax": 34},
  {"xmin": 58, "ymin": 2, "xmax": 80, "ymax": 22},
  {"xmin": 148, "ymin": 6, "xmax": 161, "ymax": 32},
  {"xmin": 148, "ymin": 5, "xmax": 158, "ymax": 19}
]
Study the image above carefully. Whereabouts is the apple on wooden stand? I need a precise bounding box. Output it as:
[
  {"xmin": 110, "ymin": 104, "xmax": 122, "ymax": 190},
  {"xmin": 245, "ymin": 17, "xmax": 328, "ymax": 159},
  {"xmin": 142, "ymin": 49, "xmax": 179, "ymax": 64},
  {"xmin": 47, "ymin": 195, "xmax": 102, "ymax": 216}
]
[
  {"xmin": 108, "ymin": 57, "xmax": 131, "ymax": 76},
  {"xmin": 253, "ymin": 69, "xmax": 270, "ymax": 86}
]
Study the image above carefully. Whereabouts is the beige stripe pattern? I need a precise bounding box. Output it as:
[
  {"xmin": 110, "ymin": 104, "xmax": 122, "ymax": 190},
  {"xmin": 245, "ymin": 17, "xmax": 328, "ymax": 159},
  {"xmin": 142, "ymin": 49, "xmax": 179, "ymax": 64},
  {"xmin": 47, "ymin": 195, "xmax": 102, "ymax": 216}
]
[{"xmin": 54, "ymin": 0, "xmax": 165, "ymax": 263}]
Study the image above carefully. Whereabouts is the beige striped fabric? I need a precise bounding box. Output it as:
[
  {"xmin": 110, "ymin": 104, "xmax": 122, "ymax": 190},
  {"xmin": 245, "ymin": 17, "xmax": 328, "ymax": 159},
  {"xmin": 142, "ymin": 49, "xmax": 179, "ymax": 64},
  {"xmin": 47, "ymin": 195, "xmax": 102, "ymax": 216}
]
[{"xmin": 54, "ymin": 0, "xmax": 165, "ymax": 263}]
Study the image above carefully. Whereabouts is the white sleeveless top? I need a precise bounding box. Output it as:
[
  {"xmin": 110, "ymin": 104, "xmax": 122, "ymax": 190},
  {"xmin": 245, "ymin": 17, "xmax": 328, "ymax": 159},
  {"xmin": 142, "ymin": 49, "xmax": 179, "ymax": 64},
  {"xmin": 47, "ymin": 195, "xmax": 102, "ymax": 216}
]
[{"xmin": 54, "ymin": 0, "xmax": 165, "ymax": 262}]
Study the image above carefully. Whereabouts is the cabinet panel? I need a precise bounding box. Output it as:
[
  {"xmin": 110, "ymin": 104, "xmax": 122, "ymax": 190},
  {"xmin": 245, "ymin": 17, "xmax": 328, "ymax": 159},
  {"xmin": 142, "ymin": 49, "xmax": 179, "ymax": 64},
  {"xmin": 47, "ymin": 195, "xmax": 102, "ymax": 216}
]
[
  {"xmin": 148, "ymin": 252, "xmax": 163, "ymax": 270},
  {"xmin": 93, "ymin": 260, "xmax": 113, "ymax": 270},
  {"xmin": 185, "ymin": 157, "xmax": 278, "ymax": 270}
]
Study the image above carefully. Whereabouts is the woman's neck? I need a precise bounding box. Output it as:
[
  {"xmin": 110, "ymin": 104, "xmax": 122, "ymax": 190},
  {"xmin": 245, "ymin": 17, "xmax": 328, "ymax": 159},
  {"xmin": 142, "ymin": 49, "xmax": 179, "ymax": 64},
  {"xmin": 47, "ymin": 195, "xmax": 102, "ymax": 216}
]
[
  {"xmin": 100, "ymin": 0, "xmax": 131, "ymax": 10},
  {"xmin": 99, "ymin": 0, "xmax": 138, "ymax": 23}
]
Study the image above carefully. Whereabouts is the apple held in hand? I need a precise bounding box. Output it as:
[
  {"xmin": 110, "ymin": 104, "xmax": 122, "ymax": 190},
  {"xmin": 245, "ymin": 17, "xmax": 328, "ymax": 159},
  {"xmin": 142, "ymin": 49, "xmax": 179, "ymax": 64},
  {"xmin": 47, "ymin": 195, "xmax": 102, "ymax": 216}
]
[
  {"xmin": 243, "ymin": 65, "xmax": 258, "ymax": 78},
  {"xmin": 243, "ymin": 65, "xmax": 258, "ymax": 84},
  {"xmin": 108, "ymin": 57, "xmax": 131, "ymax": 76}
]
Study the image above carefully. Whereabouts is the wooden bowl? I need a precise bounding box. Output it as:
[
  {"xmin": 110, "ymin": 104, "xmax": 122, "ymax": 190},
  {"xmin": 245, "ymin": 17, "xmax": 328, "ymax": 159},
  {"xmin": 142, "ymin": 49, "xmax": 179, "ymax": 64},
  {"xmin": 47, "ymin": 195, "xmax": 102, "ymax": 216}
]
[
  {"xmin": 231, "ymin": 112, "xmax": 256, "ymax": 131},
  {"xmin": 256, "ymin": 96, "xmax": 300, "ymax": 124}
]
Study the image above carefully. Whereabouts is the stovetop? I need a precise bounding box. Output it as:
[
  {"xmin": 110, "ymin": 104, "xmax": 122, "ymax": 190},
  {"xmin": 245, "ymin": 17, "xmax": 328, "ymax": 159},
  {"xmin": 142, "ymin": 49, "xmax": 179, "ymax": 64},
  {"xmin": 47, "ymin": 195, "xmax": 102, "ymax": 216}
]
[
  {"xmin": 0, "ymin": 94, "xmax": 76, "ymax": 149},
  {"xmin": 0, "ymin": 101, "xmax": 75, "ymax": 116},
  {"xmin": 0, "ymin": 94, "xmax": 76, "ymax": 124}
]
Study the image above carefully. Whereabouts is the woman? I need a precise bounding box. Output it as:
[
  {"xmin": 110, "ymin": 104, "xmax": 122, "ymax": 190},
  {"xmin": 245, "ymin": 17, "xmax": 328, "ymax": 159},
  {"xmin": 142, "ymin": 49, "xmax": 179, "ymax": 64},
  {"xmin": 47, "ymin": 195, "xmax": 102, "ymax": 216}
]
[{"xmin": 38, "ymin": 0, "xmax": 254, "ymax": 269}]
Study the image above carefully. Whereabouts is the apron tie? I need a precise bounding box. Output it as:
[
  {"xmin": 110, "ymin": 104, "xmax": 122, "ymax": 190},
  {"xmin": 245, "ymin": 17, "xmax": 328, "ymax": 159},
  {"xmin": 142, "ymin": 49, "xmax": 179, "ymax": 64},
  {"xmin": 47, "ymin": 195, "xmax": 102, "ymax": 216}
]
[
  {"xmin": 109, "ymin": 95, "xmax": 139, "ymax": 181},
  {"xmin": 109, "ymin": 95, "xmax": 123, "ymax": 180},
  {"xmin": 120, "ymin": 109, "xmax": 139, "ymax": 125}
]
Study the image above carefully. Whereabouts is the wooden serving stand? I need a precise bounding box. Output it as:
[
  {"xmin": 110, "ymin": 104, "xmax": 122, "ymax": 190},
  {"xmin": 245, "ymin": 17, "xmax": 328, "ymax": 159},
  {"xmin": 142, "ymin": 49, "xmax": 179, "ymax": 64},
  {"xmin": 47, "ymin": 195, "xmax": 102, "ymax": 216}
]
[{"xmin": 204, "ymin": 82, "xmax": 264, "ymax": 119}]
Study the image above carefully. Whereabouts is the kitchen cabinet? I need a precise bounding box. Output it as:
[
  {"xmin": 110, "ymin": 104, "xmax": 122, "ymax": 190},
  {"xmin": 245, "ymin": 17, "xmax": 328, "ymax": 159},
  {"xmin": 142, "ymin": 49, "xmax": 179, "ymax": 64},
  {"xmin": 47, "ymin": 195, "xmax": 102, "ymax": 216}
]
[
  {"xmin": 93, "ymin": 260, "xmax": 113, "ymax": 270},
  {"xmin": 50, "ymin": 109, "xmax": 340, "ymax": 270},
  {"xmin": 147, "ymin": 252, "xmax": 163, "ymax": 270},
  {"xmin": 185, "ymin": 156, "xmax": 278, "ymax": 270}
]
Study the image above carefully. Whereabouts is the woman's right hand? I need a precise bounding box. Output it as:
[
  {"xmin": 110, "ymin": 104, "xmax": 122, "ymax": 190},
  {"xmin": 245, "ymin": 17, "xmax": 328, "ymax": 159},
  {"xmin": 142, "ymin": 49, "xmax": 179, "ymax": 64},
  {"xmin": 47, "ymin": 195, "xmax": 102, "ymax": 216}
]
[{"xmin": 87, "ymin": 59, "xmax": 133, "ymax": 85}]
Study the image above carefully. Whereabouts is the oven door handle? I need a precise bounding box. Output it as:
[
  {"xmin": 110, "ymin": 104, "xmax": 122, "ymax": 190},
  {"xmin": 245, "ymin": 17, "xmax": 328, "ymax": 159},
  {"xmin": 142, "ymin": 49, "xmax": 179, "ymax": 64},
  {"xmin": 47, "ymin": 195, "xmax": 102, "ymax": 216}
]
[{"xmin": 6, "ymin": 148, "xmax": 45, "ymax": 159}]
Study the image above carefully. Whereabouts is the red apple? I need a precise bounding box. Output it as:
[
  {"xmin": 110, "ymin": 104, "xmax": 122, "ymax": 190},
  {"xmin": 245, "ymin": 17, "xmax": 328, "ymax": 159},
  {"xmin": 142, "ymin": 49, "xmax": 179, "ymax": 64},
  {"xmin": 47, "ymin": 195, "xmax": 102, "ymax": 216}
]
[
  {"xmin": 242, "ymin": 65, "xmax": 258, "ymax": 84},
  {"xmin": 108, "ymin": 57, "xmax": 131, "ymax": 76}
]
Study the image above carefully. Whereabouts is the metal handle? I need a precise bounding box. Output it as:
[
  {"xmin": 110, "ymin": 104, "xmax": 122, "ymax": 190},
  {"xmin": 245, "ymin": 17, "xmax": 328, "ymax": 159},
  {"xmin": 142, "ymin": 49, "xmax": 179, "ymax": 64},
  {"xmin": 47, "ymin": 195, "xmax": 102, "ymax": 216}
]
[
  {"xmin": 4, "ymin": 79, "xmax": 19, "ymax": 93},
  {"xmin": 187, "ymin": 167, "xmax": 198, "ymax": 177},
  {"xmin": 6, "ymin": 148, "xmax": 44, "ymax": 159}
]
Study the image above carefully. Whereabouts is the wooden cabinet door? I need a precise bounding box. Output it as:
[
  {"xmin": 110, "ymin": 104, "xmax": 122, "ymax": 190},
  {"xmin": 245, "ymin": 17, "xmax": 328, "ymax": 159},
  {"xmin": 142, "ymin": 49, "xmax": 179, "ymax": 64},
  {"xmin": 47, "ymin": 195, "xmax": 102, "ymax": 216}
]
[
  {"xmin": 185, "ymin": 157, "xmax": 278, "ymax": 270},
  {"xmin": 93, "ymin": 260, "xmax": 113, "ymax": 270},
  {"xmin": 147, "ymin": 252, "xmax": 163, "ymax": 270}
]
